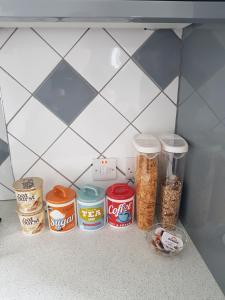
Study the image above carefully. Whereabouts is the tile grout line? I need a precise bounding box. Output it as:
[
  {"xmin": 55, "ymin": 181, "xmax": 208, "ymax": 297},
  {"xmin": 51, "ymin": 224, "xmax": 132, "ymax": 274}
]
[
  {"xmin": 8, "ymin": 132, "xmax": 75, "ymax": 185},
  {"xmin": 7, "ymin": 94, "xmax": 33, "ymax": 127},
  {"xmin": 0, "ymin": 66, "xmax": 32, "ymax": 94},
  {"xmin": 64, "ymin": 28, "xmax": 90, "ymax": 58},
  {"xmin": 31, "ymin": 28, "xmax": 64, "ymax": 58},
  {"xmin": 69, "ymin": 127, "xmax": 102, "ymax": 155},
  {"xmin": 0, "ymin": 181, "xmax": 14, "ymax": 193},
  {"xmin": 0, "ymin": 28, "xmax": 18, "ymax": 51},
  {"xmin": 103, "ymin": 28, "xmax": 133, "ymax": 59},
  {"xmin": 130, "ymin": 91, "xmax": 162, "ymax": 125},
  {"xmin": 99, "ymin": 123, "xmax": 131, "ymax": 156}
]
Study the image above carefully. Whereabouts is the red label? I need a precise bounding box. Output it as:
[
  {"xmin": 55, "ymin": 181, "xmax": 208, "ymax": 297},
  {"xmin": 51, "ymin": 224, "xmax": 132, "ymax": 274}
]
[{"xmin": 107, "ymin": 197, "xmax": 134, "ymax": 227}]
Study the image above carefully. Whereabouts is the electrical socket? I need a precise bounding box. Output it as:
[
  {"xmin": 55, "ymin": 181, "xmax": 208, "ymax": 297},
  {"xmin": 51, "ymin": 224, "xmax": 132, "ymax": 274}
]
[
  {"xmin": 92, "ymin": 158, "xmax": 117, "ymax": 181},
  {"xmin": 125, "ymin": 157, "xmax": 135, "ymax": 180}
]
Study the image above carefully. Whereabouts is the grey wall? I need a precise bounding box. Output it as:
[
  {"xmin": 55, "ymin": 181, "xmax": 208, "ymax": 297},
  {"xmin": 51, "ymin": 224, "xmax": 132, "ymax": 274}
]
[{"xmin": 177, "ymin": 24, "xmax": 225, "ymax": 294}]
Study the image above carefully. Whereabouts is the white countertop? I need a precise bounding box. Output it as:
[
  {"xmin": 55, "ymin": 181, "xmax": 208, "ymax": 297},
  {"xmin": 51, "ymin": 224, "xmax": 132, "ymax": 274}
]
[{"xmin": 0, "ymin": 201, "xmax": 224, "ymax": 300}]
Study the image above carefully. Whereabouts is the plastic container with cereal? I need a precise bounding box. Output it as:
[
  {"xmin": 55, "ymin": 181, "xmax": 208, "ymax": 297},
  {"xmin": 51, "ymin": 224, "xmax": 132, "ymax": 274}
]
[
  {"xmin": 133, "ymin": 134, "xmax": 161, "ymax": 231},
  {"xmin": 159, "ymin": 134, "xmax": 188, "ymax": 229},
  {"xmin": 46, "ymin": 185, "xmax": 76, "ymax": 233}
]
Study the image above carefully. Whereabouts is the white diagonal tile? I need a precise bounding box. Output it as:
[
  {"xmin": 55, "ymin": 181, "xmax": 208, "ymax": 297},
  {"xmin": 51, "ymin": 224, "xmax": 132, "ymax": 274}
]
[
  {"xmin": 104, "ymin": 126, "xmax": 139, "ymax": 173},
  {"xmin": 0, "ymin": 69, "xmax": 31, "ymax": 123},
  {"xmin": 0, "ymin": 184, "xmax": 15, "ymax": 200},
  {"xmin": 8, "ymin": 134, "xmax": 38, "ymax": 180},
  {"xmin": 8, "ymin": 97, "xmax": 66, "ymax": 155},
  {"xmin": 25, "ymin": 159, "xmax": 72, "ymax": 197},
  {"xmin": 133, "ymin": 93, "xmax": 177, "ymax": 134},
  {"xmin": 0, "ymin": 157, "xmax": 14, "ymax": 190},
  {"xmin": 0, "ymin": 28, "xmax": 15, "ymax": 48},
  {"xmin": 43, "ymin": 128, "xmax": 99, "ymax": 181},
  {"xmin": 34, "ymin": 28, "xmax": 87, "ymax": 56},
  {"xmin": 106, "ymin": 28, "xmax": 153, "ymax": 55},
  {"xmin": 75, "ymin": 166, "xmax": 127, "ymax": 190},
  {"xmin": 164, "ymin": 76, "xmax": 179, "ymax": 104},
  {"xmin": 65, "ymin": 29, "xmax": 129, "ymax": 91},
  {"xmin": 101, "ymin": 60, "xmax": 160, "ymax": 121},
  {"xmin": 0, "ymin": 28, "xmax": 61, "ymax": 92},
  {"xmin": 71, "ymin": 95, "xmax": 129, "ymax": 152}
]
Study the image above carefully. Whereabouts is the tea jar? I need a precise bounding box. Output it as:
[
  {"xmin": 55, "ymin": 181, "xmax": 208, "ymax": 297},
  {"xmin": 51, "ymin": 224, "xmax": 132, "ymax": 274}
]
[{"xmin": 77, "ymin": 185, "xmax": 105, "ymax": 231}]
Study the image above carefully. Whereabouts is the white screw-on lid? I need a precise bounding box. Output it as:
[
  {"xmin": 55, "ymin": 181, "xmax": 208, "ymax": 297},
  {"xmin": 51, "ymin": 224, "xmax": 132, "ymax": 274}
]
[
  {"xmin": 159, "ymin": 134, "xmax": 188, "ymax": 153},
  {"xmin": 133, "ymin": 134, "xmax": 161, "ymax": 154}
]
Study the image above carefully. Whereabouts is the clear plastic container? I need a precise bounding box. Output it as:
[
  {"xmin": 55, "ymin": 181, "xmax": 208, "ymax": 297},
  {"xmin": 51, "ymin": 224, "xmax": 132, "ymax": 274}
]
[
  {"xmin": 133, "ymin": 134, "xmax": 161, "ymax": 231},
  {"xmin": 159, "ymin": 134, "xmax": 188, "ymax": 229},
  {"xmin": 146, "ymin": 223, "xmax": 188, "ymax": 256}
]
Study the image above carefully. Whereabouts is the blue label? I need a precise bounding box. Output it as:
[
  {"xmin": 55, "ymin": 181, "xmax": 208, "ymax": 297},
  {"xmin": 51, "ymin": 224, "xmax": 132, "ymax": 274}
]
[{"xmin": 77, "ymin": 201, "xmax": 105, "ymax": 231}]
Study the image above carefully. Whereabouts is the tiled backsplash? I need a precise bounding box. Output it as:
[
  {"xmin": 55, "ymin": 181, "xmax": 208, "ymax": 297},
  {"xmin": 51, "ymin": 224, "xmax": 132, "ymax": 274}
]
[{"xmin": 0, "ymin": 28, "xmax": 181, "ymax": 199}]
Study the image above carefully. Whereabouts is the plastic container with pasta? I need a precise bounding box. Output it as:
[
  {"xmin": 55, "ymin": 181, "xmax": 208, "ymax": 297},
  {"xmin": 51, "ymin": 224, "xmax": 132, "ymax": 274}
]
[
  {"xmin": 133, "ymin": 134, "xmax": 161, "ymax": 230},
  {"xmin": 159, "ymin": 134, "xmax": 188, "ymax": 229}
]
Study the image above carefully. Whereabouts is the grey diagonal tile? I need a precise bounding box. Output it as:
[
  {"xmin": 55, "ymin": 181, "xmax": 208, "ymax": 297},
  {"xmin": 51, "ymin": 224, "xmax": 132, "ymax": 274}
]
[
  {"xmin": 176, "ymin": 92, "xmax": 219, "ymax": 148},
  {"xmin": 133, "ymin": 29, "xmax": 181, "ymax": 90},
  {"xmin": 0, "ymin": 138, "xmax": 9, "ymax": 166},
  {"xmin": 198, "ymin": 65, "xmax": 225, "ymax": 121},
  {"xmin": 178, "ymin": 75, "xmax": 194, "ymax": 105},
  {"xmin": 34, "ymin": 60, "xmax": 97, "ymax": 125},
  {"xmin": 182, "ymin": 26, "xmax": 225, "ymax": 91}
]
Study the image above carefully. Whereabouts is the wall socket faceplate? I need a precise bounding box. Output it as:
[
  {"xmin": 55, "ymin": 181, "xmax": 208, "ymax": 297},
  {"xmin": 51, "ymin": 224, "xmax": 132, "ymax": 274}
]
[
  {"xmin": 92, "ymin": 158, "xmax": 117, "ymax": 181},
  {"xmin": 125, "ymin": 157, "xmax": 135, "ymax": 180}
]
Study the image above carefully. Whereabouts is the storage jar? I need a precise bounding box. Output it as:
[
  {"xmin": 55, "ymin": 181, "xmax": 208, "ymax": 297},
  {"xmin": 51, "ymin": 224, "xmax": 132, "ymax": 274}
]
[
  {"xmin": 46, "ymin": 185, "xmax": 76, "ymax": 233},
  {"xmin": 159, "ymin": 134, "xmax": 188, "ymax": 228},
  {"xmin": 133, "ymin": 134, "xmax": 161, "ymax": 230},
  {"xmin": 77, "ymin": 185, "xmax": 105, "ymax": 231},
  {"xmin": 106, "ymin": 183, "xmax": 135, "ymax": 228}
]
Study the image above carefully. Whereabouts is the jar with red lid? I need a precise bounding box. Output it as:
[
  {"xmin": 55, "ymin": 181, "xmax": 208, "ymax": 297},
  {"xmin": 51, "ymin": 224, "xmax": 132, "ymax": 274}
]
[{"xmin": 106, "ymin": 183, "xmax": 135, "ymax": 228}]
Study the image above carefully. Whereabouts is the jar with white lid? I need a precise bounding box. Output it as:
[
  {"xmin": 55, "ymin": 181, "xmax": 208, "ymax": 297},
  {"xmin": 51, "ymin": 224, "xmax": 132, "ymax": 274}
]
[
  {"xmin": 159, "ymin": 134, "xmax": 188, "ymax": 228},
  {"xmin": 133, "ymin": 134, "xmax": 161, "ymax": 231}
]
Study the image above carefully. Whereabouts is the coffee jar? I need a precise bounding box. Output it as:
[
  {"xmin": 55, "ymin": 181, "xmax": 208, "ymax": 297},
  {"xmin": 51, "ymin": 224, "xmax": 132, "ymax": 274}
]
[{"xmin": 106, "ymin": 183, "xmax": 135, "ymax": 228}]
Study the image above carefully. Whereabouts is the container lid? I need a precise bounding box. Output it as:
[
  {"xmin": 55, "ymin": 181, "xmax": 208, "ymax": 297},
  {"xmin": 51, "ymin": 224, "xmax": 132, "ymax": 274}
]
[
  {"xmin": 159, "ymin": 134, "xmax": 188, "ymax": 153},
  {"xmin": 46, "ymin": 185, "xmax": 76, "ymax": 204},
  {"xmin": 77, "ymin": 185, "xmax": 105, "ymax": 203},
  {"xmin": 13, "ymin": 177, "xmax": 43, "ymax": 191},
  {"xmin": 106, "ymin": 183, "xmax": 134, "ymax": 200},
  {"xmin": 133, "ymin": 134, "xmax": 161, "ymax": 154}
]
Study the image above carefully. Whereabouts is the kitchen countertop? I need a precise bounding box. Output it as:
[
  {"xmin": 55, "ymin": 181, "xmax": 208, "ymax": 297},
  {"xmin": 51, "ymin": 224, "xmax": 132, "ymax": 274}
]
[{"xmin": 0, "ymin": 201, "xmax": 224, "ymax": 300}]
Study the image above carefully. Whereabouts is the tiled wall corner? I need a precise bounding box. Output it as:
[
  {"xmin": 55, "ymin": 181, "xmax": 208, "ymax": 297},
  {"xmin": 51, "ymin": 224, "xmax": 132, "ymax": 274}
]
[
  {"xmin": 176, "ymin": 24, "xmax": 225, "ymax": 294},
  {"xmin": 0, "ymin": 27, "xmax": 182, "ymax": 199}
]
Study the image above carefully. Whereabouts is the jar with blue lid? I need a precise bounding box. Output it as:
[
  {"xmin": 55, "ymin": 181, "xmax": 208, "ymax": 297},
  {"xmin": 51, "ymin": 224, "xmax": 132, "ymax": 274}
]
[{"xmin": 77, "ymin": 185, "xmax": 105, "ymax": 231}]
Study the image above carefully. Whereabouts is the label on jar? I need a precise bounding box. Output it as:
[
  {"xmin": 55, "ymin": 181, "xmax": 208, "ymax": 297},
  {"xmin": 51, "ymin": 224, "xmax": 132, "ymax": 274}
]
[
  {"xmin": 107, "ymin": 197, "xmax": 134, "ymax": 228},
  {"xmin": 16, "ymin": 189, "xmax": 43, "ymax": 213},
  {"xmin": 47, "ymin": 202, "xmax": 76, "ymax": 232},
  {"xmin": 161, "ymin": 231, "xmax": 183, "ymax": 252},
  {"xmin": 18, "ymin": 209, "xmax": 45, "ymax": 235},
  {"xmin": 77, "ymin": 200, "xmax": 105, "ymax": 231}
]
